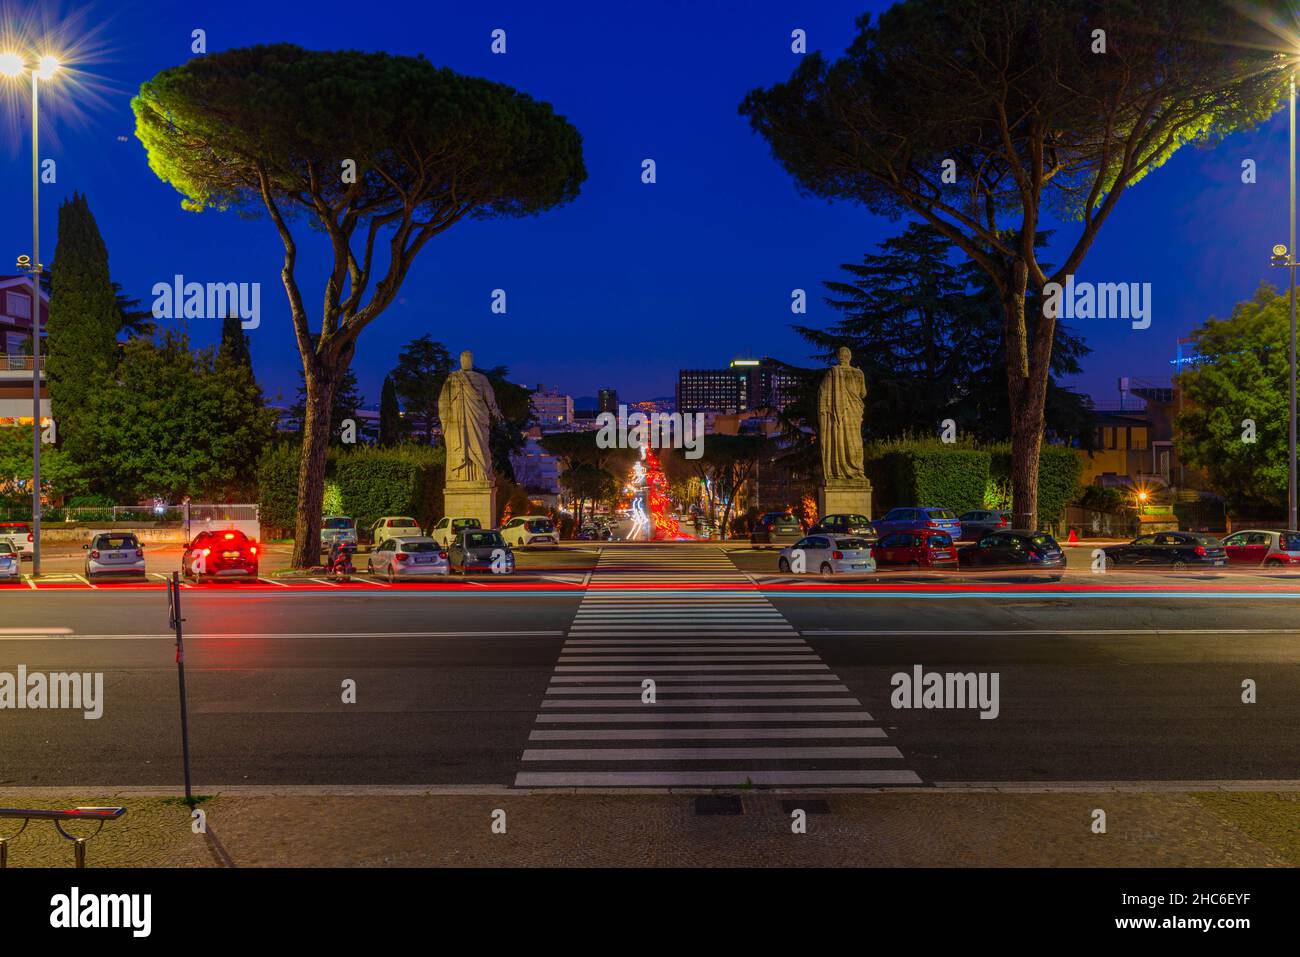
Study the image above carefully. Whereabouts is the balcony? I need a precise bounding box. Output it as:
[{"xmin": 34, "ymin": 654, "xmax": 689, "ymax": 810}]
[{"xmin": 0, "ymin": 354, "xmax": 45, "ymax": 380}]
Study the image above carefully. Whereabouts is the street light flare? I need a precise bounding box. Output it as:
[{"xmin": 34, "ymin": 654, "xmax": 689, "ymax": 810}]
[
  {"xmin": 36, "ymin": 54, "xmax": 58, "ymax": 79},
  {"xmin": 0, "ymin": 51, "xmax": 23, "ymax": 77}
]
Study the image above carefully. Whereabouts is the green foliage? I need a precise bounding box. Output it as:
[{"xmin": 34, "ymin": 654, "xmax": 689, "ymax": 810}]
[
  {"xmin": 379, "ymin": 375, "xmax": 402, "ymax": 447},
  {"xmin": 867, "ymin": 438, "xmax": 990, "ymax": 515},
  {"xmin": 1032, "ymin": 444, "xmax": 1084, "ymax": 530},
  {"xmin": 256, "ymin": 443, "xmax": 303, "ymax": 531},
  {"xmin": 0, "ymin": 426, "xmax": 73, "ymax": 506},
  {"xmin": 1176, "ymin": 284, "xmax": 1291, "ymax": 511},
  {"xmin": 322, "ymin": 480, "xmax": 344, "ymax": 518},
  {"xmin": 74, "ymin": 332, "xmax": 275, "ymax": 501},
  {"xmin": 47, "ymin": 193, "xmax": 121, "ymax": 459},
  {"xmin": 333, "ymin": 444, "xmax": 445, "ymax": 530}
]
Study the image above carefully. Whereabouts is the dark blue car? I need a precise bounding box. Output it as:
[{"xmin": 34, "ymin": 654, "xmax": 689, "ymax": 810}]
[{"xmin": 873, "ymin": 507, "xmax": 962, "ymax": 540}]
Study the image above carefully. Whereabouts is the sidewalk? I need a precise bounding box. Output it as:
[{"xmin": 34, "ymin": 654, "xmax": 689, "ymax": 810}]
[{"xmin": 1, "ymin": 788, "xmax": 1295, "ymax": 867}]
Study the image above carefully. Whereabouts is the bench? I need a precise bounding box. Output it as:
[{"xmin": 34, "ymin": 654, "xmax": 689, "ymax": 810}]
[{"xmin": 0, "ymin": 806, "xmax": 126, "ymax": 868}]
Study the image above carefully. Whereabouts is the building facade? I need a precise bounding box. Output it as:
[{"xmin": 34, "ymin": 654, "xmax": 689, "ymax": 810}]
[{"xmin": 676, "ymin": 357, "xmax": 804, "ymax": 414}]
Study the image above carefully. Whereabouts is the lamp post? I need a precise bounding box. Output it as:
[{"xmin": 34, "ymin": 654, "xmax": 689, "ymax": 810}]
[{"xmin": 0, "ymin": 51, "xmax": 58, "ymax": 576}]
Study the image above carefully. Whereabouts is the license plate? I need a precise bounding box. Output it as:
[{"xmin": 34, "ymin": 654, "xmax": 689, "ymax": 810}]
[
  {"xmin": 851, "ymin": 563, "xmax": 868, "ymax": 569},
  {"xmin": 412, "ymin": 555, "xmax": 431, "ymax": 563},
  {"xmin": 934, "ymin": 551, "xmax": 951, "ymax": 558},
  {"xmin": 223, "ymin": 551, "xmax": 239, "ymax": 560}
]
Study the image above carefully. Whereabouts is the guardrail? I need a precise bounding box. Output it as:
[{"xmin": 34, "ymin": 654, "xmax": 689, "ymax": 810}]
[
  {"xmin": 0, "ymin": 354, "xmax": 44, "ymax": 372},
  {"xmin": 0, "ymin": 806, "xmax": 126, "ymax": 868}
]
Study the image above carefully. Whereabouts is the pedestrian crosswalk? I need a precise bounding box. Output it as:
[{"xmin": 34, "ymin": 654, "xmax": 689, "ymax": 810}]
[
  {"xmin": 589, "ymin": 543, "xmax": 750, "ymax": 582},
  {"xmin": 514, "ymin": 545, "xmax": 922, "ymax": 788}
]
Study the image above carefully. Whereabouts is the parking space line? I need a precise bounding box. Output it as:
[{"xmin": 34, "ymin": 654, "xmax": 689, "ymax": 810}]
[{"xmin": 258, "ymin": 577, "xmax": 291, "ymax": 587}]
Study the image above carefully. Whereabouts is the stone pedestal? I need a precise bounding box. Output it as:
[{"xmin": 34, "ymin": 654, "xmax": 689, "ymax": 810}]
[
  {"xmin": 443, "ymin": 481, "xmax": 497, "ymax": 529},
  {"xmin": 818, "ymin": 479, "xmax": 873, "ymax": 520}
]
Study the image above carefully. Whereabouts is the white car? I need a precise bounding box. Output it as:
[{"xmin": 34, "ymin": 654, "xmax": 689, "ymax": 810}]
[
  {"xmin": 431, "ymin": 516, "xmax": 483, "ymax": 547},
  {"xmin": 84, "ymin": 532, "xmax": 147, "ymax": 580},
  {"xmin": 366, "ymin": 536, "xmax": 450, "ymax": 580},
  {"xmin": 0, "ymin": 541, "xmax": 19, "ymax": 580},
  {"xmin": 502, "ymin": 514, "xmax": 558, "ymax": 547},
  {"xmin": 0, "ymin": 521, "xmax": 33, "ymax": 560},
  {"xmin": 370, "ymin": 516, "xmax": 421, "ymax": 550},
  {"xmin": 777, "ymin": 534, "xmax": 876, "ymax": 576}
]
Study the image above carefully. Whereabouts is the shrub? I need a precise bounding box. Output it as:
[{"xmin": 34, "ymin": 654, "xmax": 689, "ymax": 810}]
[
  {"xmin": 866, "ymin": 437, "xmax": 990, "ymax": 515},
  {"xmin": 334, "ymin": 444, "xmax": 444, "ymax": 531},
  {"xmin": 256, "ymin": 443, "xmax": 302, "ymax": 533}
]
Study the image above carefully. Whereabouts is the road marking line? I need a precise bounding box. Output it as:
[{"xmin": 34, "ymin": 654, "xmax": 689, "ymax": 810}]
[
  {"xmin": 535, "ymin": 711, "xmax": 874, "ymax": 723},
  {"xmin": 257, "ymin": 577, "xmax": 291, "ymax": 587},
  {"xmin": 0, "ymin": 627, "xmax": 72, "ymax": 634},
  {"xmin": 529, "ymin": 727, "xmax": 888, "ymax": 740},
  {"xmin": 545, "ymin": 684, "xmax": 851, "ymax": 694},
  {"xmin": 514, "ymin": 770, "xmax": 922, "ymax": 786},
  {"xmin": 547, "ymin": 673, "xmax": 843, "ymax": 683},
  {"xmin": 0, "ymin": 629, "xmax": 567, "ymax": 640},
  {"xmin": 556, "ymin": 664, "xmax": 832, "ymax": 672},
  {"xmin": 540, "ymin": 697, "xmax": 862, "ymax": 708},
  {"xmin": 521, "ymin": 746, "xmax": 902, "ymax": 761}
]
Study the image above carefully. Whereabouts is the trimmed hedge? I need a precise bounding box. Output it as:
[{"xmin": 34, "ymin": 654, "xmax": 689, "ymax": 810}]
[
  {"xmin": 866, "ymin": 438, "xmax": 990, "ymax": 516},
  {"xmin": 866, "ymin": 437, "xmax": 1082, "ymax": 531},
  {"xmin": 256, "ymin": 443, "xmax": 443, "ymax": 535},
  {"xmin": 333, "ymin": 445, "xmax": 444, "ymax": 531}
]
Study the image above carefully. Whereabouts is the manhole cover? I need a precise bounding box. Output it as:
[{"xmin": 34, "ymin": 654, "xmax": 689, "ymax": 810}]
[{"xmin": 694, "ymin": 795, "xmax": 743, "ymax": 815}]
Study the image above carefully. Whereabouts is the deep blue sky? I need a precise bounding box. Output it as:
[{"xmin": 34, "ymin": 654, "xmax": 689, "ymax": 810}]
[{"xmin": 0, "ymin": 0, "xmax": 1292, "ymax": 409}]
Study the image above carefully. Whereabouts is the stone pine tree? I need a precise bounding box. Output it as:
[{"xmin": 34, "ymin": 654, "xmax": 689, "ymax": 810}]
[
  {"xmin": 46, "ymin": 193, "xmax": 120, "ymax": 460},
  {"xmin": 741, "ymin": 0, "xmax": 1287, "ymax": 528},
  {"xmin": 134, "ymin": 45, "xmax": 586, "ymax": 566},
  {"xmin": 379, "ymin": 374, "xmax": 402, "ymax": 446}
]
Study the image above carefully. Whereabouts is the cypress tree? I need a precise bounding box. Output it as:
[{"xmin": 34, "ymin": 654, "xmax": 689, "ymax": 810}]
[
  {"xmin": 379, "ymin": 374, "xmax": 402, "ymax": 446},
  {"xmin": 218, "ymin": 315, "xmax": 252, "ymax": 371},
  {"xmin": 46, "ymin": 193, "xmax": 120, "ymax": 458}
]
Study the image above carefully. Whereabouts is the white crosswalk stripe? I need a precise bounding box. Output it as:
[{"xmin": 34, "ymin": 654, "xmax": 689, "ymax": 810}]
[{"xmin": 515, "ymin": 545, "xmax": 922, "ymax": 788}]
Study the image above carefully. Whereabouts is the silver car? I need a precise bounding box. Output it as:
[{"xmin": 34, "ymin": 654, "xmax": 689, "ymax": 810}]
[
  {"xmin": 0, "ymin": 541, "xmax": 19, "ymax": 581},
  {"xmin": 366, "ymin": 536, "xmax": 449, "ymax": 580},
  {"xmin": 321, "ymin": 516, "xmax": 358, "ymax": 550},
  {"xmin": 777, "ymin": 534, "xmax": 877, "ymax": 576},
  {"xmin": 84, "ymin": 532, "xmax": 147, "ymax": 580}
]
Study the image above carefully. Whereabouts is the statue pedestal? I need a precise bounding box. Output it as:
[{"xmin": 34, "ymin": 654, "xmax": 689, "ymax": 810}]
[
  {"xmin": 444, "ymin": 481, "xmax": 497, "ymax": 530},
  {"xmin": 818, "ymin": 479, "xmax": 873, "ymax": 520}
]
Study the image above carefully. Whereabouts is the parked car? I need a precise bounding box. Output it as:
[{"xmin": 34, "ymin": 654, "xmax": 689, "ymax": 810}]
[
  {"xmin": 366, "ymin": 536, "xmax": 449, "ymax": 580},
  {"xmin": 369, "ymin": 516, "xmax": 421, "ymax": 550},
  {"xmin": 0, "ymin": 520, "xmax": 33, "ymax": 560},
  {"xmin": 182, "ymin": 529, "xmax": 260, "ymax": 581},
  {"xmin": 431, "ymin": 516, "xmax": 483, "ymax": 547},
  {"xmin": 502, "ymin": 515, "xmax": 558, "ymax": 547},
  {"xmin": 1220, "ymin": 529, "xmax": 1300, "ymax": 567},
  {"xmin": 1100, "ymin": 531, "xmax": 1227, "ymax": 569},
  {"xmin": 777, "ymin": 534, "xmax": 876, "ymax": 576},
  {"xmin": 956, "ymin": 509, "xmax": 1011, "ymax": 541},
  {"xmin": 809, "ymin": 513, "xmax": 878, "ymax": 544},
  {"xmin": 577, "ymin": 523, "xmax": 614, "ymax": 541},
  {"xmin": 957, "ymin": 530, "xmax": 1066, "ymax": 577},
  {"xmin": 83, "ymin": 532, "xmax": 147, "ymax": 581},
  {"xmin": 872, "ymin": 529, "xmax": 959, "ymax": 569},
  {"xmin": 873, "ymin": 507, "xmax": 962, "ymax": 540},
  {"xmin": 750, "ymin": 512, "xmax": 804, "ymax": 547},
  {"xmin": 0, "ymin": 541, "xmax": 19, "ymax": 581},
  {"xmin": 320, "ymin": 516, "xmax": 357, "ymax": 551},
  {"xmin": 448, "ymin": 528, "xmax": 515, "ymax": 574}
]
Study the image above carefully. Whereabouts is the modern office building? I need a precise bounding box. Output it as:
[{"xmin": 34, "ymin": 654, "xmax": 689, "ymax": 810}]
[
  {"xmin": 531, "ymin": 385, "xmax": 574, "ymax": 429},
  {"xmin": 676, "ymin": 357, "xmax": 805, "ymax": 414}
]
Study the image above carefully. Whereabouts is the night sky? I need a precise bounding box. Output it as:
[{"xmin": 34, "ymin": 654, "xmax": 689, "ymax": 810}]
[{"xmin": 0, "ymin": 0, "xmax": 1292, "ymax": 410}]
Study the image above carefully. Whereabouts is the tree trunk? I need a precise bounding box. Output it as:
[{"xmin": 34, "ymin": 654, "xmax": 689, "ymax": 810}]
[
  {"xmin": 291, "ymin": 366, "xmax": 339, "ymax": 568},
  {"xmin": 1003, "ymin": 260, "xmax": 1049, "ymax": 531}
]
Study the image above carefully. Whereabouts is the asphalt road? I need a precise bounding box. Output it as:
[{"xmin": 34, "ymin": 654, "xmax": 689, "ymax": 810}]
[{"xmin": 1, "ymin": 545, "xmax": 1296, "ymax": 789}]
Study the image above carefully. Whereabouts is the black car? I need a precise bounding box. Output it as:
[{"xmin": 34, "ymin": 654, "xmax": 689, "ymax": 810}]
[
  {"xmin": 809, "ymin": 512, "xmax": 877, "ymax": 544},
  {"xmin": 448, "ymin": 528, "xmax": 515, "ymax": 574},
  {"xmin": 956, "ymin": 509, "xmax": 1012, "ymax": 541},
  {"xmin": 750, "ymin": 512, "xmax": 803, "ymax": 547},
  {"xmin": 1101, "ymin": 532, "xmax": 1227, "ymax": 569},
  {"xmin": 957, "ymin": 530, "xmax": 1066, "ymax": 577}
]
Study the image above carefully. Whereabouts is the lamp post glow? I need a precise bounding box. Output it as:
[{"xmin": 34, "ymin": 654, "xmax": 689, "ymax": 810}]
[{"xmin": 1, "ymin": 51, "xmax": 59, "ymax": 577}]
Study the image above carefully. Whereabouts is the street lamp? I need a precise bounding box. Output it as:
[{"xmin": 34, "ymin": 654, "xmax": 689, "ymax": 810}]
[{"xmin": 1, "ymin": 50, "xmax": 60, "ymax": 576}]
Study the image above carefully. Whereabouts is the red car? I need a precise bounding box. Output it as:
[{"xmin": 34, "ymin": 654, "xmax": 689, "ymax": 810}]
[
  {"xmin": 872, "ymin": 528, "xmax": 959, "ymax": 569},
  {"xmin": 1221, "ymin": 529, "xmax": 1300, "ymax": 567},
  {"xmin": 182, "ymin": 529, "xmax": 260, "ymax": 581}
]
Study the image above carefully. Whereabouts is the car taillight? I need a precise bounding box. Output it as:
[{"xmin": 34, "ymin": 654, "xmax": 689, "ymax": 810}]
[
  {"xmin": 27, "ymin": 533, "xmax": 33, "ymax": 542},
  {"xmin": 832, "ymin": 550, "xmax": 843, "ymax": 560},
  {"xmin": 997, "ymin": 517, "xmax": 1007, "ymax": 526},
  {"xmin": 395, "ymin": 553, "xmax": 408, "ymax": 562},
  {"xmin": 134, "ymin": 549, "xmax": 143, "ymax": 559},
  {"xmin": 90, "ymin": 550, "xmax": 100, "ymax": 560},
  {"xmin": 438, "ymin": 551, "xmax": 448, "ymax": 560},
  {"xmin": 201, "ymin": 548, "xmax": 211, "ymax": 556},
  {"xmin": 249, "ymin": 546, "xmax": 257, "ymax": 555},
  {"xmin": 1194, "ymin": 545, "xmax": 1207, "ymax": 556}
]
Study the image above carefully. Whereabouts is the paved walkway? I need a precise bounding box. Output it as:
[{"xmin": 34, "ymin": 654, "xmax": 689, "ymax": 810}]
[{"xmin": 1, "ymin": 789, "xmax": 1295, "ymax": 867}]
